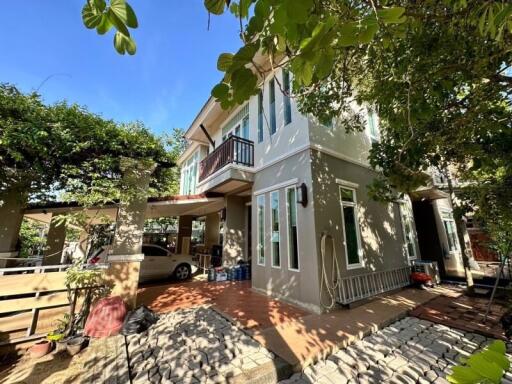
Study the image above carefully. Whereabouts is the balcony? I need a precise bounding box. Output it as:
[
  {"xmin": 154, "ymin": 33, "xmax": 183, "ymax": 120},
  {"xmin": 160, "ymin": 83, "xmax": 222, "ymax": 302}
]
[
  {"xmin": 199, "ymin": 135, "xmax": 254, "ymax": 182},
  {"xmin": 197, "ymin": 135, "xmax": 254, "ymax": 194}
]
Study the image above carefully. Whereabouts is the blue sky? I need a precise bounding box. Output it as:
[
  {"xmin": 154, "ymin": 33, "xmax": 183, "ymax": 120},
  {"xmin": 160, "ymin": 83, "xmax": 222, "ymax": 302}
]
[{"xmin": 0, "ymin": 1, "xmax": 241, "ymax": 135}]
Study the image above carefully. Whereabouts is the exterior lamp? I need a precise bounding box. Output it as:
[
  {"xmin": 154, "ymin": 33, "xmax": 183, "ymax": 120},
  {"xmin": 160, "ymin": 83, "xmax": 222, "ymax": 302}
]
[{"xmin": 297, "ymin": 183, "xmax": 308, "ymax": 207}]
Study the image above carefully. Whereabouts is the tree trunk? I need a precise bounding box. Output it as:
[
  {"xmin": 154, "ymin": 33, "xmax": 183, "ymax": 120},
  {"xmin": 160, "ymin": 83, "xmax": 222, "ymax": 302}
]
[{"xmin": 446, "ymin": 176, "xmax": 474, "ymax": 291}]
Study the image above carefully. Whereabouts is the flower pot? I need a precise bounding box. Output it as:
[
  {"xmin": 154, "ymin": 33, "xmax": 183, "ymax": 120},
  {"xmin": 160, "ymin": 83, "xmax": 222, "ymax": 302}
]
[
  {"xmin": 29, "ymin": 340, "xmax": 53, "ymax": 359},
  {"xmin": 66, "ymin": 336, "xmax": 87, "ymax": 356},
  {"xmin": 55, "ymin": 339, "xmax": 68, "ymax": 353}
]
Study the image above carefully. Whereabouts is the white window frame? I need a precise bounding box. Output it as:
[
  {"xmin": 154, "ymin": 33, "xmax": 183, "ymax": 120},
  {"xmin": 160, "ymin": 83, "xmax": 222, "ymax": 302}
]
[
  {"xmin": 270, "ymin": 190, "xmax": 281, "ymax": 269},
  {"xmin": 441, "ymin": 209, "xmax": 460, "ymax": 253},
  {"xmin": 256, "ymin": 194, "xmax": 266, "ymax": 266},
  {"xmin": 339, "ymin": 185, "xmax": 364, "ymax": 270},
  {"xmin": 399, "ymin": 200, "xmax": 417, "ymax": 260},
  {"xmin": 180, "ymin": 149, "xmax": 199, "ymax": 195},
  {"xmin": 285, "ymin": 186, "xmax": 300, "ymax": 272},
  {"xmin": 366, "ymin": 107, "xmax": 380, "ymax": 143}
]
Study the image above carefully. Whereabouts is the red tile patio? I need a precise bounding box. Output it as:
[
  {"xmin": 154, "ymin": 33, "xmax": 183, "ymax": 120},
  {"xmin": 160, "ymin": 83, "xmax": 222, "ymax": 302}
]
[
  {"xmin": 410, "ymin": 294, "xmax": 507, "ymax": 340},
  {"xmin": 137, "ymin": 279, "xmax": 310, "ymax": 331}
]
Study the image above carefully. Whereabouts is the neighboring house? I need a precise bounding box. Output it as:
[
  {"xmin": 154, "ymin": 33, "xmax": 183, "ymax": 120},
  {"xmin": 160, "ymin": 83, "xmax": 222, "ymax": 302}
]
[{"xmin": 177, "ymin": 68, "xmax": 421, "ymax": 313}]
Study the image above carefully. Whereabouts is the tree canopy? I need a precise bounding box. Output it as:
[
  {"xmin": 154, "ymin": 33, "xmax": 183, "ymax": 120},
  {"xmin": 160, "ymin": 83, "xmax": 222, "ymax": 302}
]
[{"xmin": 0, "ymin": 83, "xmax": 176, "ymax": 203}]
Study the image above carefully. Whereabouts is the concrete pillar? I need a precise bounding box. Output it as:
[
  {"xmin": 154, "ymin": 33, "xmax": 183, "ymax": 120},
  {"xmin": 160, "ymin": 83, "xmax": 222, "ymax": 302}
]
[
  {"xmin": 177, "ymin": 215, "xmax": 193, "ymax": 254},
  {"xmin": 205, "ymin": 212, "xmax": 220, "ymax": 249},
  {"xmin": 43, "ymin": 215, "xmax": 66, "ymax": 265},
  {"xmin": 0, "ymin": 185, "xmax": 27, "ymax": 267},
  {"xmin": 104, "ymin": 158, "xmax": 155, "ymax": 309},
  {"xmin": 223, "ymin": 196, "xmax": 246, "ymax": 266}
]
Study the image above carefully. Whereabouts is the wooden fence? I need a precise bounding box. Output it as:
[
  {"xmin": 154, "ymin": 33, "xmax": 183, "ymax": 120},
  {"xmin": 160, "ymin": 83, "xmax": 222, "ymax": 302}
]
[{"xmin": 0, "ymin": 264, "xmax": 107, "ymax": 346}]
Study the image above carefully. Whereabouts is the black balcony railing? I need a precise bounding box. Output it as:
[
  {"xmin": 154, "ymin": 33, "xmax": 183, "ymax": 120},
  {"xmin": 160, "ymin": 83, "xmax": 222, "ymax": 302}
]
[{"xmin": 198, "ymin": 135, "xmax": 254, "ymax": 182}]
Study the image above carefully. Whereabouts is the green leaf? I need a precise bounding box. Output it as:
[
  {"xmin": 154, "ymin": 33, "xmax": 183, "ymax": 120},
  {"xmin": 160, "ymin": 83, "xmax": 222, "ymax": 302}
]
[
  {"xmin": 315, "ymin": 49, "xmax": 334, "ymax": 79},
  {"xmin": 217, "ymin": 53, "xmax": 234, "ymax": 71},
  {"xmin": 110, "ymin": 0, "xmax": 138, "ymax": 28},
  {"xmin": 205, "ymin": 0, "xmax": 226, "ymax": 15},
  {"xmin": 480, "ymin": 348, "xmax": 510, "ymax": 371},
  {"xmin": 114, "ymin": 31, "xmax": 127, "ymax": 54},
  {"xmin": 125, "ymin": 35, "xmax": 136, "ymax": 55},
  {"xmin": 96, "ymin": 14, "xmax": 113, "ymax": 35},
  {"xmin": 230, "ymin": 67, "xmax": 257, "ymax": 103},
  {"xmin": 467, "ymin": 354, "xmax": 503, "ymax": 383},
  {"xmin": 82, "ymin": 2, "xmax": 103, "ymax": 29},
  {"xmin": 107, "ymin": 8, "xmax": 130, "ymax": 36},
  {"xmin": 211, "ymin": 83, "xmax": 230, "ymax": 99},
  {"xmin": 487, "ymin": 340, "xmax": 506, "ymax": 355},
  {"xmin": 359, "ymin": 23, "xmax": 379, "ymax": 44},
  {"xmin": 93, "ymin": 0, "xmax": 106, "ymax": 12},
  {"xmin": 238, "ymin": 0, "xmax": 252, "ymax": 19},
  {"xmin": 231, "ymin": 42, "xmax": 259, "ymax": 69},
  {"xmin": 447, "ymin": 365, "xmax": 484, "ymax": 383},
  {"xmin": 377, "ymin": 7, "xmax": 406, "ymax": 24},
  {"xmin": 254, "ymin": 0, "xmax": 270, "ymax": 19}
]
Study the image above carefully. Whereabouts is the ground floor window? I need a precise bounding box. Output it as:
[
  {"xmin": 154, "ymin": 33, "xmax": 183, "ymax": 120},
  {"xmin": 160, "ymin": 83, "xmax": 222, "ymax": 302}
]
[
  {"xmin": 257, "ymin": 194, "xmax": 265, "ymax": 265},
  {"xmin": 340, "ymin": 186, "xmax": 362, "ymax": 268},
  {"xmin": 270, "ymin": 190, "xmax": 280, "ymax": 268},
  {"xmin": 442, "ymin": 211, "xmax": 459, "ymax": 252},
  {"xmin": 399, "ymin": 201, "xmax": 417, "ymax": 259},
  {"xmin": 286, "ymin": 187, "xmax": 299, "ymax": 270}
]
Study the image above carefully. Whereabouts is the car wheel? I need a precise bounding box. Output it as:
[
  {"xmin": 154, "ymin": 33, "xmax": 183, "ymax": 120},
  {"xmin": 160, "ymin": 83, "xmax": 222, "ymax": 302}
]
[{"xmin": 174, "ymin": 263, "xmax": 191, "ymax": 281}]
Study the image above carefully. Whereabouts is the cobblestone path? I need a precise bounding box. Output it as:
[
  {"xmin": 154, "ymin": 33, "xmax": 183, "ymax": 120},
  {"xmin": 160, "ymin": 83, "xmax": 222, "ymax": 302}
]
[
  {"xmin": 126, "ymin": 307, "xmax": 276, "ymax": 383},
  {"xmin": 280, "ymin": 316, "xmax": 508, "ymax": 384}
]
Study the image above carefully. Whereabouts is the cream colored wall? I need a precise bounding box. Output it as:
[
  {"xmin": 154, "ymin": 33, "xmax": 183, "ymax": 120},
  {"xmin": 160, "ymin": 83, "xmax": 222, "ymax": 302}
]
[
  {"xmin": 251, "ymin": 150, "xmax": 321, "ymax": 313},
  {"xmin": 308, "ymin": 106, "xmax": 375, "ymax": 167},
  {"xmin": 310, "ymin": 150, "xmax": 411, "ymax": 278}
]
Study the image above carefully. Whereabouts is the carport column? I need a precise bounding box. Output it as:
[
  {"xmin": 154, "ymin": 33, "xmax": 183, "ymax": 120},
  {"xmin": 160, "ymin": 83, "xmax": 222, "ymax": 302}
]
[
  {"xmin": 205, "ymin": 212, "xmax": 220, "ymax": 248},
  {"xmin": 105, "ymin": 158, "xmax": 156, "ymax": 309},
  {"xmin": 43, "ymin": 214, "xmax": 66, "ymax": 265},
  {"xmin": 223, "ymin": 196, "xmax": 246, "ymax": 266},
  {"xmin": 0, "ymin": 184, "xmax": 27, "ymax": 268},
  {"xmin": 177, "ymin": 216, "xmax": 193, "ymax": 254}
]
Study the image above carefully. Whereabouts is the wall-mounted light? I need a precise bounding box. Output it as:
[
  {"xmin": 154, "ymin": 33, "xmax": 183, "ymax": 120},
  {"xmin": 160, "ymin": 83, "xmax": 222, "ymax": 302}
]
[
  {"xmin": 296, "ymin": 183, "xmax": 308, "ymax": 207},
  {"xmin": 219, "ymin": 208, "xmax": 226, "ymax": 221}
]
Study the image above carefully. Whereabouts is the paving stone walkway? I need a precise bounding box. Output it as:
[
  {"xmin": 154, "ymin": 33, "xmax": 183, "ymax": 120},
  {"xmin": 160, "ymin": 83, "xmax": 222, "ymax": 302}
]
[
  {"xmin": 279, "ymin": 316, "xmax": 506, "ymax": 384},
  {"xmin": 126, "ymin": 306, "xmax": 280, "ymax": 383}
]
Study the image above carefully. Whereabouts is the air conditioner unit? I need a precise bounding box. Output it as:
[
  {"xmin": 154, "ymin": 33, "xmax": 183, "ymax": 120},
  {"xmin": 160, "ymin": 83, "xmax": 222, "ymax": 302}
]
[{"xmin": 413, "ymin": 260, "xmax": 441, "ymax": 285}]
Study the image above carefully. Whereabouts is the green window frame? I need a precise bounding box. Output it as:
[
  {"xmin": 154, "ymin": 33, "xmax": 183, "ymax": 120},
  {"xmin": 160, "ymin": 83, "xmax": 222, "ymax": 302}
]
[{"xmin": 339, "ymin": 186, "xmax": 363, "ymax": 269}]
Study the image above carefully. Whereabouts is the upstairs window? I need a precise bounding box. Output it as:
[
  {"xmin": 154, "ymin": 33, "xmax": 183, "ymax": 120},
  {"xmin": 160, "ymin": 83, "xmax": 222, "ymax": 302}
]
[
  {"xmin": 283, "ymin": 70, "xmax": 292, "ymax": 125},
  {"xmin": 269, "ymin": 78, "xmax": 277, "ymax": 135},
  {"xmin": 180, "ymin": 151, "xmax": 199, "ymax": 195},
  {"xmin": 367, "ymin": 108, "xmax": 380, "ymax": 143},
  {"xmin": 257, "ymin": 90, "xmax": 264, "ymax": 143}
]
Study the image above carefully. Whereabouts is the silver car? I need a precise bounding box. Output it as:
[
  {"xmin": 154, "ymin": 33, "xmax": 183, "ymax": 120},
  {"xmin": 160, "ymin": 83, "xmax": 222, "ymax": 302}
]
[{"xmin": 89, "ymin": 244, "xmax": 198, "ymax": 282}]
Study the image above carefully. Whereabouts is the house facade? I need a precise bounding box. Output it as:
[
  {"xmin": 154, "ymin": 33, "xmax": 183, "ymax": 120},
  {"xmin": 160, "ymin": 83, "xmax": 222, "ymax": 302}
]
[{"xmin": 177, "ymin": 68, "xmax": 425, "ymax": 313}]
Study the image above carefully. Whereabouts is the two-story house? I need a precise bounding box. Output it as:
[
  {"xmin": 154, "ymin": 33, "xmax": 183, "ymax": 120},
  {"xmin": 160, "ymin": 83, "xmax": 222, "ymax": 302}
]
[{"xmin": 177, "ymin": 67, "xmax": 425, "ymax": 314}]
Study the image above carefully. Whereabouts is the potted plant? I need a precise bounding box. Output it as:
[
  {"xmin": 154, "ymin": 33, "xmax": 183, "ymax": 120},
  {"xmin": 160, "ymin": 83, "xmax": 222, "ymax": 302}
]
[
  {"xmin": 47, "ymin": 316, "xmax": 69, "ymax": 352},
  {"xmin": 66, "ymin": 335, "xmax": 88, "ymax": 356},
  {"xmin": 29, "ymin": 340, "xmax": 53, "ymax": 359}
]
